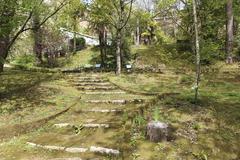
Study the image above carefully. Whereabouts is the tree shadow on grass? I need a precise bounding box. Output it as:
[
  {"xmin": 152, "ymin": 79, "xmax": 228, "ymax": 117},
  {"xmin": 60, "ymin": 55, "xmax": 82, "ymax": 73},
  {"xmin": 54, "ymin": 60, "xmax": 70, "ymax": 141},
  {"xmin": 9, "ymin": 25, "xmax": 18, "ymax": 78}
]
[{"xmin": 0, "ymin": 69, "xmax": 60, "ymax": 114}]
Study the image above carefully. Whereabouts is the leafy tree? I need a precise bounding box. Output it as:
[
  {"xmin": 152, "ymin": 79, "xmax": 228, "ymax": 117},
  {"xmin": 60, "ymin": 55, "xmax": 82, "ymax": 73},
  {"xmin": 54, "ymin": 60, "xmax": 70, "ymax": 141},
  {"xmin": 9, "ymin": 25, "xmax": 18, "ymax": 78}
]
[
  {"xmin": 60, "ymin": 0, "xmax": 85, "ymax": 54},
  {"xmin": 0, "ymin": 0, "xmax": 67, "ymax": 72},
  {"xmin": 89, "ymin": 0, "xmax": 111, "ymax": 67}
]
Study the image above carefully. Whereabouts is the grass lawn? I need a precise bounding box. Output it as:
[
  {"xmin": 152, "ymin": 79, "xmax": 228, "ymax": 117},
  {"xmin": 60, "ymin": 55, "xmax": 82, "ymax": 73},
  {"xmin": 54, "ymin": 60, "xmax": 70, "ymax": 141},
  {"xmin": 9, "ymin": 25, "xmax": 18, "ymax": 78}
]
[{"xmin": 108, "ymin": 65, "xmax": 240, "ymax": 160}]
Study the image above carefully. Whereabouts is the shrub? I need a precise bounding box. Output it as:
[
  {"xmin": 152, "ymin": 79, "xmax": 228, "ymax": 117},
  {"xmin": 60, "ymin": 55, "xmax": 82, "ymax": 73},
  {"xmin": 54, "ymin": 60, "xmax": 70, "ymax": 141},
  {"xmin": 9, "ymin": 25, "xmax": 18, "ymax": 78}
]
[{"xmin": 13, "ymin": 54, "xmax": 35, "ymax": 67}]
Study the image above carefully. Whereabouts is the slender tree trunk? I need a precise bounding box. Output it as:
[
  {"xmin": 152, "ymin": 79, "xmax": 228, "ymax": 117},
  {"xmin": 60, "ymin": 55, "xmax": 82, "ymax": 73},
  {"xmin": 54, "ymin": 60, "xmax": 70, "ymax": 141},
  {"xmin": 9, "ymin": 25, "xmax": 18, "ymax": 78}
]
[
  {"xmin": 103, "ymin": 26, "xmax": 107, "ymax": 62},
  {"xmin": 73, "ymin": 16, "xmax": 77, "ymax": 54},
  {"xmin": 192, "ymin": 0, "xmax": 201, "ymax": 102},
  {"xmin": 33, "ymin": 11, "xmax": 43, "ymax": 65},
  {"xmin": 226, "ymin": 0, "xmax": 234, "ymax": 64},
  {"xmin": 173, "ymin": 9, "xmax": 177, "ymax": 39},
  {"xmin": 116, "ymin": 29, "xmax": 122, "ymax": 75},
  {"xmin": 136, "ymin": 18, "xmax": 140, "ymax": 46},
  {"xmin": 99, "ymin": 25, "xmax": 105, "ymax": 67}
]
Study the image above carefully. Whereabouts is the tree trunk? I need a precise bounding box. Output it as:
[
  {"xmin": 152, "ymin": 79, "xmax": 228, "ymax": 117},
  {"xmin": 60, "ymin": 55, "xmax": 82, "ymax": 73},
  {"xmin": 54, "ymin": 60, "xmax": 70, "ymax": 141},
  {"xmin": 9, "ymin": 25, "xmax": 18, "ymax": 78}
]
[
  {"xmin": 226, "ymin": 0, "xmax": 234, "ymax": 64},
  {"xmin": 116, "ymin": 30, "xmax": 122, "ymax": 75},
  {"xmin": 99, "ymin": 26, "xmax": 105, "ymax": 67},
  {"xmin": 192, "ymin": 0, "xmax": 201, "ymax": 102},
  {"xmin": 33, "ymin": 11, "xmax": 43, "ymax": 65},
  {"xmin": 73, "ymin": 16, "xmax": 78, "ymax": 54},
  {"xmin": 136, "ymin": 18, "xmax": 140, "ymax": 46},
  {"xmin": 0, "ymin": 37, "xmax": 10, "ymax": 73},
  {"xmin": 103, "ymin": 27, "xmax": 107, "ymax": 63}
]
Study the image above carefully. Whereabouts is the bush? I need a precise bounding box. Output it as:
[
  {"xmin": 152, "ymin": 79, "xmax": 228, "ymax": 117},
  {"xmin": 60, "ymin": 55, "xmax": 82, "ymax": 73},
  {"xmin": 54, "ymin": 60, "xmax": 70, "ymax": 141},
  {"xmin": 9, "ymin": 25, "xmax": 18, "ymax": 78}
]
[
  {"xmin": 13, "ymin": 54, "xmax": 35, "ymax": 67},
  {"xmin": 200, "ymin": 40, "xmax": 224, "ymax": 65},
  {"xmin": 91, "ymin": 37, "xmax": 131, "ymax": 69},
  {"xmin": 69, "ymin": 37, "xmax": 86, "ymax": 52}
]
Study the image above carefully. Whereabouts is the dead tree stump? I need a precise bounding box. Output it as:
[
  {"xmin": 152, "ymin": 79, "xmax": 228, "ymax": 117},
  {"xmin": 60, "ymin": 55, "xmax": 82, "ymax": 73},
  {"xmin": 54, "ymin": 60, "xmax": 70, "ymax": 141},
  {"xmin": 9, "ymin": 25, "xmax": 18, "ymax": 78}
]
[{"xmin": 146, "ymin": 121, "xmax": 169, "ymax": 142}]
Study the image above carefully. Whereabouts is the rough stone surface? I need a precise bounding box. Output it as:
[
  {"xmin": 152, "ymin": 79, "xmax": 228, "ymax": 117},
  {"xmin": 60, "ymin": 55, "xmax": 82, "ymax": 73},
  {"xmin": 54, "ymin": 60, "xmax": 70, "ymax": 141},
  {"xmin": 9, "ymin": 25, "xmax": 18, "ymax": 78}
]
[
  {"xmin": 83, "ymin": 109, "xmax": 122, "ymax": 113},
  {"xmin": 27, "ymin": 142, "xmax": 65, "ymax": 151},
  {"xmin": 53, "ymin": 123, "xmax": 109, "ymax": 128},
  {"xmin": 83, "ymin": 123, "xmax": 110, "ymax": 128},
  {"xmin": 27, "ymin": 142, "xmax": 88, "ymax": 153},
  {"xmin": 90, "ymin": 146, "xmax": 120, "ymax": 155},
  {"xmin": 83, "ymin": 91, "xmax": 126, "ymax": 95},
  {"xmin": 146, "ymin": 121, "xmax": 169, "ymax": 142},
  {"xmin": 77, "ymin": 86, "xmax": 117, "ymax": 90},
  {"xmin": 49, "ymin": 158, "xmax": 82, "ymax": 160},
  {"xmin": 54, "ymin": 123, "xmax": 72, "ymax": 128},
  {"xmin": 65, "ymin": 147, "xmax": 88, "ymax": 153},
  {"xmin": 75, "ymin": 83, "xmax": 112, "ymax": 86},
  {"xmin": 86, "ymin": 100, "xmax": 126, "ymax": 104}
]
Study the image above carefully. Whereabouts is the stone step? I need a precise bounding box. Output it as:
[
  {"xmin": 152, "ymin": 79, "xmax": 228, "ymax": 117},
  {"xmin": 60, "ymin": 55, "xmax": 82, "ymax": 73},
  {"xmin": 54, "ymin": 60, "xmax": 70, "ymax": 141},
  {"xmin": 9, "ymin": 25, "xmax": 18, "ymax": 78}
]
[
  {"xmin": 76, "ymin": 79, "xmax": 108, "ymax": 83},
  {"xmin": 85, "ymin": 99, "xmax": 144, "ymax": 104},
  {"xmin": 49, "ymin": 158, "xmax": 82, "ymax": 160},
  {"xmin": 74, "ymin": 83, "xmax": 112, "ymax": 87},
  {"xmin": 54, "ymin": 123, "xmax": 110, "ymax": 128},
  {"xmin": 82, "ymin": 91, "xmax": 126, "ymax": 95},
  {"xmin": 27, "ymin": 142, "xmax": 88, "ymax": 153},
  {"xmin": 76, "ymin": 77, "xmax": 102, "ymax": 79},
  {"xmin": 27, "ymin": 142, "xmax": 120, "ymax": 156},
  {"xmin": 77, "ymin": 86, "xmax": 117, "ymax": 90},
  {"xmin": 90, "ymin": 146, "xmax": 120, "ymax": 155},
  {"xmin": 81, "ymin": 109, "xmax": 123, "ymax": 113}
]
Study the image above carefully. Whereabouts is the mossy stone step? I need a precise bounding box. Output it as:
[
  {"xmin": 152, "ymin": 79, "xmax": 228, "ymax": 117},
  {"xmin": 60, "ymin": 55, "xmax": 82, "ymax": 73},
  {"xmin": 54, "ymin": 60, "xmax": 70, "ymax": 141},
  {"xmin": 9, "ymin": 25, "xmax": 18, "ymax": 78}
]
[
  {"xmin": 74, "ymin": 79, "xmax": 108, "ymax": 83},
  {"xmin": 77, "ymin": 86, "xmax": 117, "ymax": 90},
  {"xmin": 73, "ymin": 83, "xmax": 112, "ymax": 87},
  {"xmin": 80, "ymin": 109, "xmax": 123, "ymax": 113},
  {"xmin": 85, "ymin": 99, "xmax": 145, "ymax": 104},
  {"xmin": 82, "ymin": 91, "xmax": 126, "ymax": 95},
  {"xmin": 49, "ymin": 158, "xmax": 82, "ymax": 160},
  {"xmin": 27, "ymin": 142, "xmax": 120, "ymax": 155},
  {"xmin": 54, "ymin": 123, "xmax": 110, "ymax": 128}
]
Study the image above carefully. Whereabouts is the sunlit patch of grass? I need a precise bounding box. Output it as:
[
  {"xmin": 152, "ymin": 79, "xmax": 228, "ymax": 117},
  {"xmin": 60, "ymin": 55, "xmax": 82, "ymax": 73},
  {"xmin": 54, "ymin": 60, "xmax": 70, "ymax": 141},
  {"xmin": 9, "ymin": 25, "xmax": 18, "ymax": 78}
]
[
  {"xmin": 62, "ymin": 48, "xmax": 100, "ymax": 69},
  {"xmin": 109, "ymin": 73, "xmax": 184, "ymax": 94}
]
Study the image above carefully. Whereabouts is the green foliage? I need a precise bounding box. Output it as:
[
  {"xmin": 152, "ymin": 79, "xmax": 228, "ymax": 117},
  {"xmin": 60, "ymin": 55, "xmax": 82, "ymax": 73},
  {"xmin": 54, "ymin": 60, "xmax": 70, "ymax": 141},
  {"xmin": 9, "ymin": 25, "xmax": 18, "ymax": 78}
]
[
  {"xmin": 193, "ymin": 151, "xmax": 208, "ymax": 160},
  {"xmin": 13, "ymin": 54, "xmax": 35, "ymax": 67},
  {"xmin": 69, "ymin": 37, "xmax": 86, "ymax": 52},
  {"xmin": 133, "ymin": 115, "xmax": 146, "ymax": 128},
  {"xmin": 153, "ymin": 107, "xmax": 160, "ymax": 121},
  {"xmin": 90, "ymin": 37, "xmax": 131, "ymax": 69},
  {"xmin": 180, "ymin": 75, "xmax": 194, "ymax": 85},
  {"xmin": 59, "ymin": 0, "xmax": 86, "ymax": 29},
  {"xmin": 200, "ymin": 40, "xmax": 225, "ymax": 65}
]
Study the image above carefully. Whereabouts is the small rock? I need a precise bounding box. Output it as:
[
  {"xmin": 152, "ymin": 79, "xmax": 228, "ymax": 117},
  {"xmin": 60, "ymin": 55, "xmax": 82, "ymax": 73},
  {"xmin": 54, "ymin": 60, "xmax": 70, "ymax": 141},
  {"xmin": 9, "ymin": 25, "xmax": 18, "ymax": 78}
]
[
  {"xmin": 83, "ymin": 124, "xmax": 110, "ymax": 128},
  {"xmin": 54, "ymin": 123, "xmax": 72, "ymax": 128},
  {"xmin": 65, "ymin": 147, "xmax": 88, "ymax": 153}
]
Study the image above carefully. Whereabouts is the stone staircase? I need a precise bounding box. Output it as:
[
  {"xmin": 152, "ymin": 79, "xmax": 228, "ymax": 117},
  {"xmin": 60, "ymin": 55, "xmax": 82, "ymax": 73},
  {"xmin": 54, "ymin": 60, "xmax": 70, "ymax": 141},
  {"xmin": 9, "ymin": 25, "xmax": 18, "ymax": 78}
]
[{"xmin": 25, "ymin": 73, "xmax": 152, "ymax": 159}]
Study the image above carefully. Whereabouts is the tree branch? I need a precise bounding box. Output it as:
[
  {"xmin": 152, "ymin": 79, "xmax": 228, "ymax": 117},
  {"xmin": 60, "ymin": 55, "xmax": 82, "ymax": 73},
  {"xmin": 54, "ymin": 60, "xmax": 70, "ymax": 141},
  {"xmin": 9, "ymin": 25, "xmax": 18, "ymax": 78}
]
[
  {"xmin": 6, "ymin": 0, "xmax": 68, "ymax": 52},
  {"xmin": 120, "ymin": 0, "xmax": 134, "ymax": 30}
]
